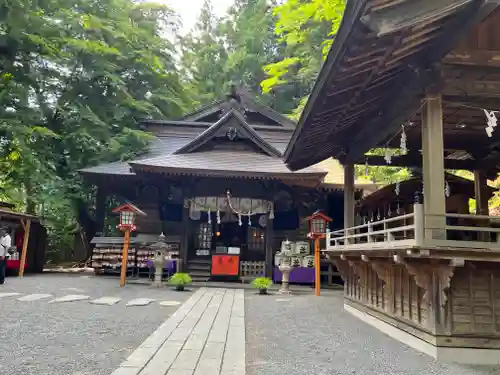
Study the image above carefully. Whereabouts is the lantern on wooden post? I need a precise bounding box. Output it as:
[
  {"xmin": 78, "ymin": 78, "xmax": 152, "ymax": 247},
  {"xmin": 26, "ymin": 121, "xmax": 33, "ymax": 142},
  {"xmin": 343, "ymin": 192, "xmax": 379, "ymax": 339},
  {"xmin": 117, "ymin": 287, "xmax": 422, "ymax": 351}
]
[
  {"xmin": 112, "ymin": 202, "xmax": 146, "ymax": 287},
  {"xmin": 306, "ymin": 211, "xmax": 332, "ymax": 297}
]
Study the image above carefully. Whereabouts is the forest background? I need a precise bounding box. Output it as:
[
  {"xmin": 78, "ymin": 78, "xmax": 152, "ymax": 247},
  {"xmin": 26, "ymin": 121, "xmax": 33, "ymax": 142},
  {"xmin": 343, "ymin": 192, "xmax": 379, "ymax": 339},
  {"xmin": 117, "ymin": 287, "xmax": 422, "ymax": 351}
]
[{"xmin": 1, "ymin": 0, "xmax": 497, "ymax": 260}]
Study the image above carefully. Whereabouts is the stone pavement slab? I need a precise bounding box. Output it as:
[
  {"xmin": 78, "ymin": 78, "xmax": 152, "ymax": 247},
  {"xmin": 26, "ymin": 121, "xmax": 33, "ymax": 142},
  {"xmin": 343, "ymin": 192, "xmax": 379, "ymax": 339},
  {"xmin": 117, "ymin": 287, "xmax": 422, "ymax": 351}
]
[
  {"xmin": 90, "ymin": 297, "xmax": 122, "ymax": 305},
  {"xmin": 126, "ymin": 298, "xmax": 156, "ymax": 307},
  {"xmin": 110, "ymin": 287, "xmax": 246, "ymax": 375},
  {"xmin": 0, "ymin": 292, "xmax": 21, "ymax": 298},
  {"xmin": 49, "ymin": 294, "xmax": 90, "ymax": 303},
  {"xmin": 17, "ymin": 293, "xmax": 53, "ymax": 301}
]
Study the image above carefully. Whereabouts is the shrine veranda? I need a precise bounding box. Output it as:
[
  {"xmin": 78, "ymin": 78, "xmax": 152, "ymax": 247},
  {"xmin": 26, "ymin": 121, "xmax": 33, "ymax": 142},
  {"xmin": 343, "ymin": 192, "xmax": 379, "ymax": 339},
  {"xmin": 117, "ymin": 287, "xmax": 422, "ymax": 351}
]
[{"xmin": 284, "ymin": 0, "xmax": 500, "ymax": 365}]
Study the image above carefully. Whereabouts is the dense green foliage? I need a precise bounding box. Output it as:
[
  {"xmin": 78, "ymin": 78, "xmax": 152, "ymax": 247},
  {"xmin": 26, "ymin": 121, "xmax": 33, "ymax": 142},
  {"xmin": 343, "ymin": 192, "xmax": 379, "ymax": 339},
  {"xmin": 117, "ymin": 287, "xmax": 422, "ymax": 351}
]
[
  {"xmin": 1, "ymin": 0, "xmax": 191, "ymax": 255},
  {"xmin": 2, "ymin": 0, "xmax": 495, "ymax": 262}
]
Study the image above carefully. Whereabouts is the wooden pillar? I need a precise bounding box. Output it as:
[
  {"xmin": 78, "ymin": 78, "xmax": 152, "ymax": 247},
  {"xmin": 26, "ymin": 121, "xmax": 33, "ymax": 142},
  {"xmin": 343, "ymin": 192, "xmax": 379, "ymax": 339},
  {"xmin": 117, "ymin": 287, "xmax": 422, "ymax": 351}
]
[
  {"xmin": 180, "ymin": 203, "xmax": 189, "ymax": 273},
  {"xmin": 344, "ymin": 164, "xmax": 355, "ymax": 241},
  {"xmin": 18, "ymin": 219, "xmax": 31, "ymax": 278},
  {"xmin": 421, "ymin": 94, "xmax": 446, "ymax": 240},
  {"xmin": 474, "ymin": 170, "xmax": 489, "ymax": 215},
  {"xmin": 265, "ymin": 216, "xmax": 274, "ymax": 278},
  {"xmin": 95, "ymin": 186, "xmax": 106, "ymax": 236},
  {"xmin": 474, "ymin": 170, "xmax": 490, "ymax": 241}
]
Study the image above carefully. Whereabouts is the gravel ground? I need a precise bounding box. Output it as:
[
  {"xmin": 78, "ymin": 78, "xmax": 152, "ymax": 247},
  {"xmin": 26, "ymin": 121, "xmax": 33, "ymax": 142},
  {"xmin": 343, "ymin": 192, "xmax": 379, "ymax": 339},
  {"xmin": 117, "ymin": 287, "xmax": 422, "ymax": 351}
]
[
  {"xmin": 0, "ymin": 274, "xmax": 192, "ymax": 375},
  {"xmin": 245, "ymin": 289, "xmax": 500, "ymax": 375}
]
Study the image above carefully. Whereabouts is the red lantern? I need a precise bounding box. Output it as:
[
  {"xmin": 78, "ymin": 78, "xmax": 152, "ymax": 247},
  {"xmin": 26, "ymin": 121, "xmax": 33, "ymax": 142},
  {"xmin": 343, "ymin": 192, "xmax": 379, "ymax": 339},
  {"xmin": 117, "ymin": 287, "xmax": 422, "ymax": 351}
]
[
  {"xmin": 306, "ymin": 211, "xmax": 332, "ymax": 239},
  {"xmin": 112, "ymin": 202, "xmax": 146, "ymax": 232}
]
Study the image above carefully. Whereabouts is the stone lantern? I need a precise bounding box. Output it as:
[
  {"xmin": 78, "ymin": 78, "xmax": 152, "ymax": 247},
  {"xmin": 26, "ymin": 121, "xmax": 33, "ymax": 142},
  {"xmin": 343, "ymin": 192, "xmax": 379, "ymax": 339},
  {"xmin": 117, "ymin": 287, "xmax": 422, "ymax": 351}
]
[
  {"xmin": 275, "ymin": 240, "xmax": 295, "ymax": 294},
  {"xmin": 150, "ymin": 233, "xmax": 169, "ymax": 287}
]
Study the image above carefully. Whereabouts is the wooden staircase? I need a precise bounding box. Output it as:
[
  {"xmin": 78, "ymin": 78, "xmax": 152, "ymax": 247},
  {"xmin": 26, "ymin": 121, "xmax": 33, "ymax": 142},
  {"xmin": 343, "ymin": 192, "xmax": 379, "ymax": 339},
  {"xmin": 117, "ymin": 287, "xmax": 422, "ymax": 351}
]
[{"xmin": 187, "ymin": 258, "xmax": 211, "ymax": 282}]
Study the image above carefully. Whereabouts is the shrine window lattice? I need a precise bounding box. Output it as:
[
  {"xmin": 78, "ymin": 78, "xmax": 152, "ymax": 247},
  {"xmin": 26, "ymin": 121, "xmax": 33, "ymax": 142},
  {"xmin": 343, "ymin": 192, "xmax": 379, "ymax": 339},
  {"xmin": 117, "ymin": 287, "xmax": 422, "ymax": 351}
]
[{"xmin": 196, "ymin": 223, "xmax": 212, "ymax": 249}]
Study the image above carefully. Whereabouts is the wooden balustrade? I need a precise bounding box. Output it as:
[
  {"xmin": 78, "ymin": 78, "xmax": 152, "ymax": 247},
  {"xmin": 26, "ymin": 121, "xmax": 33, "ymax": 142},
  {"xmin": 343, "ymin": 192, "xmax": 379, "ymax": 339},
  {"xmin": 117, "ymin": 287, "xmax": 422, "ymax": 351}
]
[{"xmin": 326, "ymin": 203, "xmax": 500, "ymax": 252}]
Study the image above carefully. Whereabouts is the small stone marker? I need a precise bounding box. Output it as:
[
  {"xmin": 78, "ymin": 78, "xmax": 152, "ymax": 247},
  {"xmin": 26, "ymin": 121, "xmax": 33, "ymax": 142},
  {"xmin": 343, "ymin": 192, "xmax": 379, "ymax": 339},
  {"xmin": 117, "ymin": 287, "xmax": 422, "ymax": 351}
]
[
  {"xmin": 0, "ymin": 292, "xmax": 21, "ymax": 299},
  {"xmin": 90, "ymin": 297, "xmax": 121, "ymax": 305},
  {"xmin": 49, "ymin": 294, "xmax": 90, "ymax": 303},
  {"xmin": 17, "ymin": 294, "xmax": 53, "ymax": 302},
  {"xmin": 159, "ymin": 300, "xmax": 181, "ymax": 307},
  {"xmin": 126, "ymin": 298, "xmax": 155, "ymax": 307}
]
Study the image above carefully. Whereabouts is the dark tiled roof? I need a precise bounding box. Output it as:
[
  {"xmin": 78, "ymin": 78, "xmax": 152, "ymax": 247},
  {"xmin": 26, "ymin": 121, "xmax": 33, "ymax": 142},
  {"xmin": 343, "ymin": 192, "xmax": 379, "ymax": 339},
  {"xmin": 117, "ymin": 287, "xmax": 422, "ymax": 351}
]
[{"xmin": 130, "ymin": 150, "xmax": 327, "ymax": 179}]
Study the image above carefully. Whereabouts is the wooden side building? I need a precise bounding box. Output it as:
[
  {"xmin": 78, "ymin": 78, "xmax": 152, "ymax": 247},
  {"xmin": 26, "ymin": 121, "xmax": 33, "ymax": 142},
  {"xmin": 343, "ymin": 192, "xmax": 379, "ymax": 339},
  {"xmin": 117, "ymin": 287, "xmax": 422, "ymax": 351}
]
[{"xmin": 284, "ymin": 0, "xmax": 500, "ymax": 365}]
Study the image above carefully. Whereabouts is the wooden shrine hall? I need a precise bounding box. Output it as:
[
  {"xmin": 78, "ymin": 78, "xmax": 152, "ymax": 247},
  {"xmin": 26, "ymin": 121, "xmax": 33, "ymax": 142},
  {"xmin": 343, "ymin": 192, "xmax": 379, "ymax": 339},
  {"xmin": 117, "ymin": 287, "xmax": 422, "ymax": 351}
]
[
  {"xmin": 285, "ymin": 0, "xmax": 500, "ymax": 365},
  {"xmin": 80, "ymin": 88, "xmax": 376, "ymax": 284}
]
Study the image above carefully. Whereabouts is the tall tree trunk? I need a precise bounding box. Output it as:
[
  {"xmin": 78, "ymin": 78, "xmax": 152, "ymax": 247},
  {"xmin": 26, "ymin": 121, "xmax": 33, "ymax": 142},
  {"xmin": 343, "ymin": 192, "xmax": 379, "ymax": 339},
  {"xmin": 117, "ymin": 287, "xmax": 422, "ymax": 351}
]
[{"xmin": 24, "ymin": 180, "xmax": 37, "ymax": 214}]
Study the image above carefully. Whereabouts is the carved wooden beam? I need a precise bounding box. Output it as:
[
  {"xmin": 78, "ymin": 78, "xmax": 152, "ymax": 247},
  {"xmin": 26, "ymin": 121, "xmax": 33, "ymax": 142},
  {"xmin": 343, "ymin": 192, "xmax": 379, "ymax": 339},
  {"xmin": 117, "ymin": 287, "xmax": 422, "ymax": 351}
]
[
  {"xmin": 348, "ymin": 260, "xmax": 368, "ymax": 287},
  {"xmin": 444, "ymin": 49, "xmax": 500, "ymax": 68},
  {"xmin": 393, "ymin": 255, "xmax": 463, "ymax": 306},
  {"xmin": 404, "ymin": 263, "xmax": 433, "ymax": 302},
  {"xmin": 371, "ymin": 260, "xmax": 392, "ymax": 286},
  {"xmin": 360, "ymin": 0, "xmax": 474, "ymax": 37},
  {"xmin": 332, "ymin": 258, "xmax": 350, "ymax": 282},
  {"xmin": 362, "ymin": 154, "xmax": 481, "ymax": 170}
]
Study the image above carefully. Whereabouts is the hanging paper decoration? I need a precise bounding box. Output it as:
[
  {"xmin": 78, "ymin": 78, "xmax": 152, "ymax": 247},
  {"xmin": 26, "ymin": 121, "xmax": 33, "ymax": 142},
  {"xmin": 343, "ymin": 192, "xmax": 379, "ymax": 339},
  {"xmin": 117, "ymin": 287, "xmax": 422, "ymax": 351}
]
[
  {"xmin": 396, "ymin": 202, "xmax": 401, "ymax": 215},
  {"xmin": 384, "ymin": 148, "xmax": 392, "ymax": 164},
  {"xmin": 269, "ymin": 203, "xmax": 275, "ymax": 220},
  {"xmin": 377, "ymin": 209, "xmax": 380, "ymax": 221},
  {"xmin": 370, "ymin": 212, "xmax": 374, "ymax": 222},
  {"xmin": 445, "ymin": 180, "xmax": 451, "ymax": 198},
  {"xmin": 248, "ymin": 211, "xmax": 252, "ymax": 226},
  {"xmin": 388, "ymin": 206, "xmax": 392, "ymax": 217},
  {"xmin": 365, "ymin": 159, "xmax": 369, "ymax": 177},
  {"xmin": 238, "ymin": 213, "xmax": 242, "ymax": 226},
  {"xmin": 484, "ymin": 109, "xmax": 498, "ymax": 138},
  {"xmin": 207, "ymin": 208, "xmax": 212, "ymax": 225},
  {"xmin": 400, "ymin": 125, "xmax": 407, "ymax": 154},
  {"xmin": 216, "ymin": 209, "xmax": 221, "ymax": 224},
  {"xmin": 395, "ymin": 181, "xmax": 400, "ymax": 196}
]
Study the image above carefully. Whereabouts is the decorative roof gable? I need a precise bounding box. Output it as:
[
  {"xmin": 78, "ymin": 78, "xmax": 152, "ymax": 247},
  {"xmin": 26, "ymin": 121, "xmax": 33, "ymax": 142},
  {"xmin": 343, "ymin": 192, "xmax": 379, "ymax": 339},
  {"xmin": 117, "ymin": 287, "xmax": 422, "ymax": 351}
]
[
  {"xmin": 174, "ymin": 109, "xmax": 282, "ymax": 157},
  {"xmin": 180, "ymin": 86, "xmax": 296, "ymax": 128}
]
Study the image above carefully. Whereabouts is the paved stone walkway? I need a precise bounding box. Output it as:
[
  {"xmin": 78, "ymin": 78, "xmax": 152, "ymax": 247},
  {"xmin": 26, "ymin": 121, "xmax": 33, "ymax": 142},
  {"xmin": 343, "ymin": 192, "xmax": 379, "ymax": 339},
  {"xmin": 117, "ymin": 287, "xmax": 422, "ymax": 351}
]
[
  {"xmin": 111, "ymin": 287, "xmax": 245, "ymax": 375},
  {"xmin": 0, "ymin": 291, "xmax": 184, "ymax": 307}
]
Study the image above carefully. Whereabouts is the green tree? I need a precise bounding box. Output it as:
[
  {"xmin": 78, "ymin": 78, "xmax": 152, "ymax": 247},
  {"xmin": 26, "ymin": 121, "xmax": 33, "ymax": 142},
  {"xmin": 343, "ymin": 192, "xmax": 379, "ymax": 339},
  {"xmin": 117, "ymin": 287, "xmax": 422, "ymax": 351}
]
[
  {"xmin": 179, "ymin": 0, "xmax": 298, "ymax": 114},
  {"xmin": 261, "ymin": 0, "xmax": 345, "ymax": 118},
  {"xmin": 0, "ymin": 0, "xmax": 191, "ymax": 257}
]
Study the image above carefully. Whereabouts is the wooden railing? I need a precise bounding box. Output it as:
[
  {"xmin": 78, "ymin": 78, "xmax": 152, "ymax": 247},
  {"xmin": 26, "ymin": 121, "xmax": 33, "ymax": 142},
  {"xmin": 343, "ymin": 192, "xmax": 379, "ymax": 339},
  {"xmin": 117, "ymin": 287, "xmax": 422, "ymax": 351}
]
[{"xmin": 326, "ymin": 204, "xmax": 500, "ymax": 252}]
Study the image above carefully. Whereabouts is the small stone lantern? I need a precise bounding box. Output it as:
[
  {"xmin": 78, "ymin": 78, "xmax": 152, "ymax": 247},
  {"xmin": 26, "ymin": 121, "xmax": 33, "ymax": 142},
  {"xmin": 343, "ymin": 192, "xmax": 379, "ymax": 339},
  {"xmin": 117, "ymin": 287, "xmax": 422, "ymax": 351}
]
[
  {"xmin": 150, "ymin": 233, "xmax": 168, "ymax": 287},
  {"xmin": 275, "ymin": 240, "xmax": 295, "ymax": 294}
]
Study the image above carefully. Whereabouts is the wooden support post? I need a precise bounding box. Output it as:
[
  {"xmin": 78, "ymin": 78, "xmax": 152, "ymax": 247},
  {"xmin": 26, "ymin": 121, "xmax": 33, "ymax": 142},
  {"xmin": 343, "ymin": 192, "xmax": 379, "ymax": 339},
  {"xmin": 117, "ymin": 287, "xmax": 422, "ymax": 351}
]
[
  {"xmin": 18, "ymin": 219, "xmax": 31, "ymax": 278},
  {"xmin": 95, "ymin": 186, "xmax": 106, "ymax": 236},
  {"xmin": 344, "ymin": 164, "xmax": 355, "ymax": 244},
  {"xmin": 474, "ymin": 170, "xmax": 490, "ymax": 241},
  {"xmin": 474, "ymin": 170, "xmax": 489, "ymax": 215},
  {"xmin": 421, "ymin": 94, "xmax": 446, "ymax": 240},
  {"xmin": 265, "ymin": 216, "xmax": 274, "ymax": 278},
  {"xmin": 119, "ymin": 229, "xmax": 130, "ymax": 287},
  {"xmin": 180, "ymin": 203, "xmax": 189, "ymax": 273},
  {"xmin": 314, "ymin": 238, "xmax": 321, "ymax": 296}
]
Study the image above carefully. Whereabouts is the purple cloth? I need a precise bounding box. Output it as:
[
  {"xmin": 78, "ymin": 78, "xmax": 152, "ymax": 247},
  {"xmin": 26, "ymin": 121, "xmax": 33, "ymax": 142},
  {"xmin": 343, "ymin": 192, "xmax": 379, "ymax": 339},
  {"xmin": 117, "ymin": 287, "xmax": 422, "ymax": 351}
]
[
  {"xmin": 273, "ymin": 266, "xmax": 315, "ymax": 284},
  {"xmin": 146, "ymin": 259, "xmax": 177, "ymax": 272}
]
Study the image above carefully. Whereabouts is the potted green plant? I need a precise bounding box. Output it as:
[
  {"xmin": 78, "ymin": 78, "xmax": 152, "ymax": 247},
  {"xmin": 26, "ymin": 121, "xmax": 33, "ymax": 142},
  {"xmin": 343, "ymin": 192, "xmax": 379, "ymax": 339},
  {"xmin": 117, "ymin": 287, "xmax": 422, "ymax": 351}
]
[
  {"xmin": 252, "ymin": 277, "xmax": 272, "ymax": 295},
  {"xmin": 168, "ymin": 273, "xmax": 192, "ymax": 291}
]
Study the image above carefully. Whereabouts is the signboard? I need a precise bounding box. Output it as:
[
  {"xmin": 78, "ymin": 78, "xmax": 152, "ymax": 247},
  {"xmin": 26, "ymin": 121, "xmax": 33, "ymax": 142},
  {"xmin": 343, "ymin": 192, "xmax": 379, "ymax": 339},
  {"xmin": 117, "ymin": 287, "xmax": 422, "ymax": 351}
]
[{"xmin": 211, "ymin": 255, "xmax": 239, "ymax": 276}]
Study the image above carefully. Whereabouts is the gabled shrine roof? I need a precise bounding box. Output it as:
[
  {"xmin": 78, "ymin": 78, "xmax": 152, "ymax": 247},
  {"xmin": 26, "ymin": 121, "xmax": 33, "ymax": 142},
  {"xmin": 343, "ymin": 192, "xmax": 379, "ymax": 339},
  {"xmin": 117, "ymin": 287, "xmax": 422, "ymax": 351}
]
[
  {"xmin": 174, "ymin": 109, "xmax": 282, "ymax": 157},
  {"xmin": 79, "ymin": 87, "xmax": 377, "ymax": 189}
]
